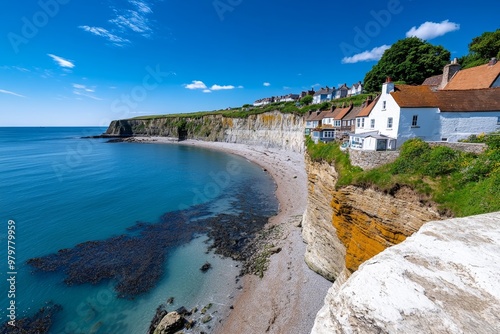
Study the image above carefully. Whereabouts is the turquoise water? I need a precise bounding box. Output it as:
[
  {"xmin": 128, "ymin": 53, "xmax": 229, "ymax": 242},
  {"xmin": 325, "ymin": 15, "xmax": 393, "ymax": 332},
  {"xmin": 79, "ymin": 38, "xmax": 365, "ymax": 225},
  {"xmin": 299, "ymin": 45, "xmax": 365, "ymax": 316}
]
[{"xmin": 0, "ymin": 127, "xmax": 277, "ymax": 333}]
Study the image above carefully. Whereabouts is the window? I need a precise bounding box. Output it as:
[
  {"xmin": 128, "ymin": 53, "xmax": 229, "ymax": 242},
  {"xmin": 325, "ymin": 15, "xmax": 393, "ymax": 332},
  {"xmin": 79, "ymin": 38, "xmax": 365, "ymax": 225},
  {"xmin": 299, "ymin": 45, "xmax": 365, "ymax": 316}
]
[
  {"xmin": 357, "ymin": 119, "xmax": 360, "ymax": 127},
  {"xmin": 382, "ymin": 101, "xmax": 386, "ymax": 110},
  {"xmin": 361, "ymin": 118, "xmax": 365, "ymax": 127},
  {"xmin": 441, "ymin": 138, "xmax": 448, "ymax": 142},
  {"xmin": 334, "ymin": 120, "xmax": 341, "ymax": 127},
  {"xmin": 497, "ymin": 116, "xmax": 500, "ymax": 125},
  {"xmin": 323, "ymin": 131, "xmax": 335, "ymax": 138},
  {"xmin": 387, "ymin": 117, "xmax": 393, "ymax": 129},
  {"xmin": 370, "ymin": 119, "xmax": 375, "ymax": 128},
  {"xmin": 412, "ymin": 115, "xmax": 418, "ymax": 127}
]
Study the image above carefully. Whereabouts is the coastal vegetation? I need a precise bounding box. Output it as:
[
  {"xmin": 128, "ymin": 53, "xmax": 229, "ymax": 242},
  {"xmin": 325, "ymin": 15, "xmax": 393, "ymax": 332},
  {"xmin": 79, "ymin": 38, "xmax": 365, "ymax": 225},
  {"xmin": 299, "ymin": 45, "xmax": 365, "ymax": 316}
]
[
  {"xmin": 459, "ymin": 28, "xmax": 500, "ymax": 69},
  {"xmin": 306, "ymin": 133, "xmax": 500, "ymax": 217}
]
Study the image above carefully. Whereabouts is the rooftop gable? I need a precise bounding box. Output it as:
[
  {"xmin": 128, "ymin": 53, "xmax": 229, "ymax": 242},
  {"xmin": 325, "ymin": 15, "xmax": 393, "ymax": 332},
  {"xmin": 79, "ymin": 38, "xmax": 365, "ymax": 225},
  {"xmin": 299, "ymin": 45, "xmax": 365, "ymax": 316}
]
[
  {"xmin": 357, "ymin": 95, "xmax": 380, "ymax": 117},
  {"xmin": 444, "ymin": 61, "xmax": 500, "ymax": 90}
]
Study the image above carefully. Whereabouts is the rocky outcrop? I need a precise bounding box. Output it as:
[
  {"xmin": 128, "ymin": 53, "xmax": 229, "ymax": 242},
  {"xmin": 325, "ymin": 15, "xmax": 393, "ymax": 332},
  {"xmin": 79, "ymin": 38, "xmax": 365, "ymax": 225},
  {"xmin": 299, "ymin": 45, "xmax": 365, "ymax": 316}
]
[
  {"xmin": 311, "ymin": 212, "xmax": 500, "ymax": 334},
  {"xmin": 104, "ymin": 111, "xmax": 305, "ymax": 152},
  {"xmin": 153, "ymin": 311, "xmax": 183, "ymax": 334}
]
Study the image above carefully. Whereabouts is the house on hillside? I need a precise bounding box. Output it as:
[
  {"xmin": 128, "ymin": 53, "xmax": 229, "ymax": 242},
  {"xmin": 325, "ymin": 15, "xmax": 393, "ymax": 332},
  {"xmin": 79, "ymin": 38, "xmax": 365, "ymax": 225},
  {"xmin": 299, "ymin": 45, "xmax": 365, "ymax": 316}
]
[
  {"xmin": 343, "ymin": 105, "xmax": 363, "ymax": 133},
  {"xmin": 313, "ymin": 87, "xmax": 335, "ymax": 104},
  {"xmin": 348, "ymin": 81, "xmax": 364, "ymax": 96},
  {"xmin": 334, "ymin": 84, "xmax": 349, "ymax": 99},
  {"xmin": 350, "ymin": 76, "xmax": 500, "ymax": 149},
  {"xmin": 305, "ymin": 110, "xmax": 328, "ymax": 135}
]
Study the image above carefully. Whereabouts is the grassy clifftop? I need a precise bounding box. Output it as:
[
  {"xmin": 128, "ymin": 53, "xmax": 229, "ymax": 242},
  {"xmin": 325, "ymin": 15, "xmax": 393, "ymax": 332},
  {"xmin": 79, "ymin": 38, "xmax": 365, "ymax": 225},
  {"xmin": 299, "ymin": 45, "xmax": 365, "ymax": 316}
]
[
  {"xmin": 306, "ymin": 134, "xmax": 500, "ymax": 217},
  {"xmin": 130, "ymin": 94, "xmax": 371, "ymax": 120}
]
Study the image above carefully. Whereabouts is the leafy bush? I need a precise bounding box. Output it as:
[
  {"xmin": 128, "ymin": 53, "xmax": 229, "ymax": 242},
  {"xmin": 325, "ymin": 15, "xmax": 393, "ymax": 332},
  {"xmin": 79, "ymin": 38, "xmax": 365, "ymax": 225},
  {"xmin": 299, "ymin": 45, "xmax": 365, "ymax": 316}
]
[
  {"xmin": 423, "ymin": 146, "xmax": 461, "ymax": 177},
  {"xmin": 390, "ymin": 138, "xmax": 431, "ymax": 174}
]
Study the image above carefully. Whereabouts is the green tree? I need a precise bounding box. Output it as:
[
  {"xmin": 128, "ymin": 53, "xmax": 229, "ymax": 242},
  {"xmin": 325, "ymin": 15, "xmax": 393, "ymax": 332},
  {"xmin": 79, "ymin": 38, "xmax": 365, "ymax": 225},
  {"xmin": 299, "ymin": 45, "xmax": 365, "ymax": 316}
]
[
  {"xmin": 300, "ymin": 95, "xmax": 313, "ymax": 105},
  {"xmin": 459, "ymin": 29, "xmax": 500, "ymax": 69},
  {"xmin": 363, "ymin": 37, "xmax": 450, "ymax": 93}
]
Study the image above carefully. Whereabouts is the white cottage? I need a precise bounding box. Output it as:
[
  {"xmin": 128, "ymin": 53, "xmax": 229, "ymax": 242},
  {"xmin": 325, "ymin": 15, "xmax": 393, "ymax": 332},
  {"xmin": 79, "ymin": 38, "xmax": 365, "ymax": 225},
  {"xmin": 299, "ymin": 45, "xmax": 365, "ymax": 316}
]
[{"xmin": 352, "ymin": 61, "xmax": 500, "ymax": 149}]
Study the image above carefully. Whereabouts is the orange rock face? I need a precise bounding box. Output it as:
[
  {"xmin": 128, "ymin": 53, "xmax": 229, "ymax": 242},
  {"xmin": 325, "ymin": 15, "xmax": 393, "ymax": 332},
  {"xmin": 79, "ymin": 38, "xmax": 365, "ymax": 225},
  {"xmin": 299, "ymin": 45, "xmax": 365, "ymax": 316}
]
[{"xmin": 331, "ymin": 186, "xmax": 443, "ymax": 272}]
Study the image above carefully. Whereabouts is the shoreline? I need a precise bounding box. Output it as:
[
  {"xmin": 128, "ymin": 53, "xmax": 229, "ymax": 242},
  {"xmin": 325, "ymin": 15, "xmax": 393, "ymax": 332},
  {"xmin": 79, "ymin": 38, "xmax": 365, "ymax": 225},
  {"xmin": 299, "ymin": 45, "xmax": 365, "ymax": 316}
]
[{"xmin": 130, "ymin": 137, "xmax": 332, "ymax": 334}]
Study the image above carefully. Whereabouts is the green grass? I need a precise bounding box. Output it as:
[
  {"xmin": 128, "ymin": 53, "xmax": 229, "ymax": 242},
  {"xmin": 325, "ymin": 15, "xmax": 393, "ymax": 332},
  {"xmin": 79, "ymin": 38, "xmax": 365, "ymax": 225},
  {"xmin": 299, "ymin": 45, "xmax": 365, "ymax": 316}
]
[{"xmin": 306, "ymin": 134, "xmax": 500, "ymax": 217}]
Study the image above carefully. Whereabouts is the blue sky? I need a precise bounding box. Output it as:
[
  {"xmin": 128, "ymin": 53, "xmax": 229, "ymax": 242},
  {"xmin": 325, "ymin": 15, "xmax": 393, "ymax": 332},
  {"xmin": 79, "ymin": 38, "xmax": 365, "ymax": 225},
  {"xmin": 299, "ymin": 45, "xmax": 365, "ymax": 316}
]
[{"xmin": 1, "ymin": 0, "xmax": 499, "ymax": 126}]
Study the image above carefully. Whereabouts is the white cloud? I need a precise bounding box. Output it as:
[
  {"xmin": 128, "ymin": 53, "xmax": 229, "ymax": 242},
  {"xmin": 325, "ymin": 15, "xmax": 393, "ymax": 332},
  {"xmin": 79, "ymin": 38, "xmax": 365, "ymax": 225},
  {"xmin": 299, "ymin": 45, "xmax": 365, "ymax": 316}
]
[
  {"xmin": 406, "ymin": 20, "xmax": 460, "ymax": 40},
  {"xmin": 341, "ymin": 45, "xmax": 391, "ymax": 64},
  {"xmin": 237, "ymin": 85, "xmax": 244, "ymax": 89},
  {"xmin": 203, "ymin": 89, "xmax": 212, "ymax": 93},
  {"xmin": 210, "ymin": 84, "xmax": 235, "ymax": 91},
  {"xmin": 47, "ymin": 54, "xmax": 75, "ymax": 68},
  {"xmin": 110, "ymin": 0, "xmax": 153, "ymax": 37},
  {"xmin": 79, "ymin": 26, "xmax": 130, "ymax": 46},
  {"xmin": 72, "ymin": 83, "xmax": 101, "ymax": 100},
  {"xmin": 185, "ymin": 80, "xmax": 208, "ymax": 90},
  {"xmin": 73, "ymin": 83, "xmax": 95, "ymax": 92},
  {"xmin": 129, "ymin": 0, "xmax": 152, "ymax": 13},
  {"xmin": 263, "ymin": 82, "xmax": 271, "ymax": 87},
  {"xmin": 0, "ymin": 89, "xmax": 26, "ymax": 98}
]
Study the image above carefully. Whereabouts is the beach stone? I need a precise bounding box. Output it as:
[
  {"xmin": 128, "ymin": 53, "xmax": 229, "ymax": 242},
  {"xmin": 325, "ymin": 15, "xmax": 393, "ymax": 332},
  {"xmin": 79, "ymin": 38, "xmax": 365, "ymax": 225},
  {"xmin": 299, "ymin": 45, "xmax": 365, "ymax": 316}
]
[
  {"xmin": 200, "ymin": 262, "xmax": 212, "ymax": 272},
  {"xmin": 153, "ymin": 311, "xmax": 184, "ymax": 334},
  {"xmin": 201, "ymin": 315, "xmax": 212, "ymax": 324},
  {"xmin": 268, "ymin": 246, "xmax": 282, "ymax": 254}
]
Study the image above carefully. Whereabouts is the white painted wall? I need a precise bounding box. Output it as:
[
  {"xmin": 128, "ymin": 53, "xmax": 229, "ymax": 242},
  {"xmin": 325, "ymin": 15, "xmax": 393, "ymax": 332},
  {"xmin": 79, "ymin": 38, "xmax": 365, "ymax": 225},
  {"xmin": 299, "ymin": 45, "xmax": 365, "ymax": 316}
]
[
  {"xmin": 440, "ymin": 112, "xmax": 500, "ymax": 142},
  {"xmin": 397, "ymin": 107, "xmax": 441, "ymax": 145}
]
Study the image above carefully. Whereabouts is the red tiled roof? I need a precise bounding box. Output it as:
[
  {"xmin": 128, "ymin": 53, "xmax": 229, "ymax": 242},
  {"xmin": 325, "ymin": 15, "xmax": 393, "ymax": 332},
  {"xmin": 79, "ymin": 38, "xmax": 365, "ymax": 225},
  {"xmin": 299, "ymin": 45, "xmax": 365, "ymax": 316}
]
[
  {"xmin": 391, "ymin": 85, "xmax": 438, "ymax": 107},
  {"xmin": 343, "ymin": 106, "xmax": 363, "ymax": 120},
  {"xmin": 391, "ymin": 85, "xmax": 500, "ymax": 112},
  {"xmin": 436, "ymin": 88, "xmax": 500, "ymax": 112},
  {"xmin": 357, "ymin": 95, "xmax": 380, "ymax": 117},
  {"xmin": 444, "ymin": 62, "xmax": 500, "ymax": 90}
]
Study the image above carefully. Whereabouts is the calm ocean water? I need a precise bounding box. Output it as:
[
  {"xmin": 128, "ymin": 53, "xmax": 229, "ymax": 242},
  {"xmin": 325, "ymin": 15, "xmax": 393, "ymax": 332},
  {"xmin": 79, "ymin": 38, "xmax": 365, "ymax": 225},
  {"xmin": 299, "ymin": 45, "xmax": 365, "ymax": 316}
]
[{"xmin": 0, "ymin": 127, "xmax": 277, "ymax": 333}]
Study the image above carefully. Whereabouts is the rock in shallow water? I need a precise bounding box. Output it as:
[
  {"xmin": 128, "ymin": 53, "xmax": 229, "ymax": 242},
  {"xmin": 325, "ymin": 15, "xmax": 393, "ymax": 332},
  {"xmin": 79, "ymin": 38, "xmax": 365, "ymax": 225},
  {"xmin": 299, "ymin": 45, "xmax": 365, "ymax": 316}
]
[{"xmin": 153, "ymin": 311, "xmax": 184, "ymax": 334}]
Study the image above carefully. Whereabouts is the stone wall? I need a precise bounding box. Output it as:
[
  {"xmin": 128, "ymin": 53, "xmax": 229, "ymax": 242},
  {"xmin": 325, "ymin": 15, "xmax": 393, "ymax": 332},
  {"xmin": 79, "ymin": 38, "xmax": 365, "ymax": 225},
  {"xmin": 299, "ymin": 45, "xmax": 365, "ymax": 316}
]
[
  {"xmin": 427, "ymin": 141, "xmax": 486, "ymax": 154},
  {"xmin": 348, "ymin": 149, "xmax": 400, "ymax": 170}
]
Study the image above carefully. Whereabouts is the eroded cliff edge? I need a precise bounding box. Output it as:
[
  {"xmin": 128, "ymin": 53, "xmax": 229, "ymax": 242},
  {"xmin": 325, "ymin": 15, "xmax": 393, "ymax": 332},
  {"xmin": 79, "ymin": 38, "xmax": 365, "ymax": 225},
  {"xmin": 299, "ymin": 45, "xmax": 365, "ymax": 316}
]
[{"xmin": 302, "ymin": 156, "xmax": 444, "ymax": 281}]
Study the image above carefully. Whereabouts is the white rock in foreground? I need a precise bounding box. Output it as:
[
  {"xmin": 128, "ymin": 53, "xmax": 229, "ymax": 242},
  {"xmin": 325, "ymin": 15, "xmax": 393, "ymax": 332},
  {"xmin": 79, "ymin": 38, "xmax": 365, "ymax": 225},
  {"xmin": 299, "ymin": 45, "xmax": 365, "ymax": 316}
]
[{"xmin": 312, "ymin": 212, "xmax": 500, "ymax": 334}]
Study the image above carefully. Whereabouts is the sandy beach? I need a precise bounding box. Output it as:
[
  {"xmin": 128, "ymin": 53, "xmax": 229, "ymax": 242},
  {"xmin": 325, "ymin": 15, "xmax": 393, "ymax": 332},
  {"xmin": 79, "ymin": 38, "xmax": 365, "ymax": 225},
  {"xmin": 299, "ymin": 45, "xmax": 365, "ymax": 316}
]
[{"xmin": 132, "ymin": 137, "xmax": 332, "ymax": 334}]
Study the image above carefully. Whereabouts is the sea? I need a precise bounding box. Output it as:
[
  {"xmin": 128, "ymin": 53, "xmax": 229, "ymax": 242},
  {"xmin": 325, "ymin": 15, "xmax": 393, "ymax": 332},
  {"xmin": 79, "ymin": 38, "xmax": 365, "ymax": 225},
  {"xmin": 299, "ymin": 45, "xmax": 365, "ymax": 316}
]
[{"xmin": 0, "ymin": 127, "xmax": 278, "ymax": 333}]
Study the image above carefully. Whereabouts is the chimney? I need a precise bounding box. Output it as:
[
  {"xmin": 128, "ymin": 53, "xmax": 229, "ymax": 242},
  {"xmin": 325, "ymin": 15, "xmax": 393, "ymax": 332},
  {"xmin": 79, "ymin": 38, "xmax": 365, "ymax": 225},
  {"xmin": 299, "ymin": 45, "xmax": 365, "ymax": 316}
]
[
  {"xmin": 383, "ymin": 77, "xmax": 394, "ymax": 94},
  {"xmin": 440, "ymin": 58, "xmax": 461, "ymax": 89},
  {"xmin": 489, "ymin": 57, "xmax": 498, "ymax": 66}
]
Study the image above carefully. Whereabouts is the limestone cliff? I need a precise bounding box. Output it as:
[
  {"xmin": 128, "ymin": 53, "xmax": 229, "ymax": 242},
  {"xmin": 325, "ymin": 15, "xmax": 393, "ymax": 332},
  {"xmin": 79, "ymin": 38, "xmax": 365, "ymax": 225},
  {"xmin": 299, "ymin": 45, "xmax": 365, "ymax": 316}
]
[
  {"xmin": 302, "ymin": 158, "xmax": 443, "ymax": 280},
  {"xmin": 105, "ymin": 111, "xmax": 305, "ymax": 153},
  {"xmin": 311, "ymin": 212, "xmax": 500, "ymax": 334},
  {"xmin": 302, "ymin": 156, "xmax": 346, "ymax": 281}
]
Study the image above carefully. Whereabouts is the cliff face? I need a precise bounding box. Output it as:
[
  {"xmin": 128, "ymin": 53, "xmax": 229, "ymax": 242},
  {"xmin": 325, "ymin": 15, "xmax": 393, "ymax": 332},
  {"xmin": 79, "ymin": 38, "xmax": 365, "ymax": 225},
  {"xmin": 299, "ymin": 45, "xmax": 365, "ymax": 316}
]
[
  {"xmin": 311, "ymin": 212, "xmax": 500, "ymax": 334},
  {"xmin": 105, "ymin": 111, "xmax": 305, "ymax": 153},
  {"xmin": 302, "ymin": 157, "xmax": 346, "ymax": 281},
  {"xmin": 302, "ymin": 159, "xmax": 444, "ymax": 280}
]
